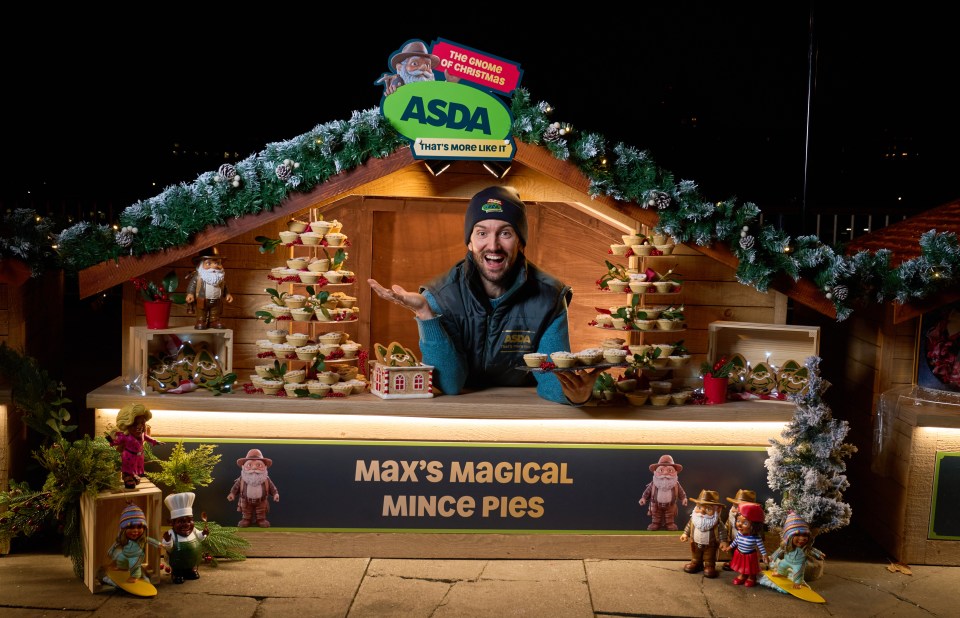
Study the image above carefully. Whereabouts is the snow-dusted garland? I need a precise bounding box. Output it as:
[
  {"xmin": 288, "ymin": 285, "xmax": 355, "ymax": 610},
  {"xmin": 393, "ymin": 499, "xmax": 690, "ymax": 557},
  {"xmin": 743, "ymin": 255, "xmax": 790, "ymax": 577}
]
[{"xmin": 35, "ymin": 88, "xmax": 958, "ymax": 320}]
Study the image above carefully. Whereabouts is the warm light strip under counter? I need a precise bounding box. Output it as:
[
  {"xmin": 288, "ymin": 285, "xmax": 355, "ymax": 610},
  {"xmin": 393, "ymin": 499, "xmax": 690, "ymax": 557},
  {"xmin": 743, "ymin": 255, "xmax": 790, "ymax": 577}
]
[{"xmin": 94, "ymin": 407, "xmax": 787, "ymax": 446}]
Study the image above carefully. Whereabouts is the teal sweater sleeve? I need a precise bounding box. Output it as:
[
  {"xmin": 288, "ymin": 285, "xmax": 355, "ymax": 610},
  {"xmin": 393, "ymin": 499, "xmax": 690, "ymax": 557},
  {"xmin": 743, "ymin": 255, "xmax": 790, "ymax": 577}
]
[{"xmin": 416, "ymin": 291, "xmax": 574, "ymax": 405}]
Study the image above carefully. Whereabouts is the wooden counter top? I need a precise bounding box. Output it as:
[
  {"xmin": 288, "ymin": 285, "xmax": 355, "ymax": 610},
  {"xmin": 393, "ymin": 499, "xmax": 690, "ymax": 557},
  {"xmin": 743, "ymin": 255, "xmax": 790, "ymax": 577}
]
[
  {"xmin": 87, "ymin": 377, "xmax": 794, "ymax": 423},
  {"xmin": 88, "ymin": 378, "xmax": 794, "ymax": 447}
]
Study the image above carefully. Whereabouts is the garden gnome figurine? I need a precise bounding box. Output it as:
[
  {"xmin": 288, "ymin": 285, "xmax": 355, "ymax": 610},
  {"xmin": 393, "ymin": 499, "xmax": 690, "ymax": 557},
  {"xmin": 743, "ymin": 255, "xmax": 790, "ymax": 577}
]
[
  {"xmin": 722, "ymin": 488, "xmax": 757, "ymax": 571},
  {"xmin": 184, "ymin": 248, "xmax": 233, "ymax": 330},
  {"xmin": 679, "ymin": 489, "xmax": 728, "ymax": 578},
  {"xmin": 160, "ymin": 492, "xmax": 209, "ymax": 584},
  {"xmin": 639, "ymin": 454, "xmax": 687, "ymax": 530},
  {"xmin": 227, "ymin": 448, "xmax": 280, "ymax": 528}
]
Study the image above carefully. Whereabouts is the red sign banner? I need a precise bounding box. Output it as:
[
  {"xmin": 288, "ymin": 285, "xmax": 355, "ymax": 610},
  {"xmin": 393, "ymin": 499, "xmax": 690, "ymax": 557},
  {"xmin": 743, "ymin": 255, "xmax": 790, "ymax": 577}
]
[{"xmin": 432, "ymin": 39, "xmax": 522, "ymax": 95}]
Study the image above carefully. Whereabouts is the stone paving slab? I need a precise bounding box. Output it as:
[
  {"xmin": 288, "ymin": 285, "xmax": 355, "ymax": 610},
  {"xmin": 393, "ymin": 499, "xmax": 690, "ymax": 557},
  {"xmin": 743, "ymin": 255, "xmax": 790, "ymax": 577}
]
[{"xmin": 0, "ymin": 551, "xmax": 954, "ymax": 617}]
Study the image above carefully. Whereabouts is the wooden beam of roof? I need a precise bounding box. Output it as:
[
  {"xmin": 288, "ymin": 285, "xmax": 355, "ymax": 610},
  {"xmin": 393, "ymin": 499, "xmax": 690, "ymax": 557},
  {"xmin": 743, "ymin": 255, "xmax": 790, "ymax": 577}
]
[
  {"xmin": 77, "ymin": 148, "xmax": 415, "ymax": 299},
  {"xmin": 514, "ymin": 142, "xmax": 838, "ymax": 319}
]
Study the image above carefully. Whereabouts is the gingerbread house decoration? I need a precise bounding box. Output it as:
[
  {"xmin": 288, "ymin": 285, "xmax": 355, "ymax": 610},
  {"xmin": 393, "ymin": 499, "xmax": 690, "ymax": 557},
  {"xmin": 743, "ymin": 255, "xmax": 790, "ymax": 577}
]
[{"xmin": 370, "ymin": 362, "xmax": 435, "ymax": 399}]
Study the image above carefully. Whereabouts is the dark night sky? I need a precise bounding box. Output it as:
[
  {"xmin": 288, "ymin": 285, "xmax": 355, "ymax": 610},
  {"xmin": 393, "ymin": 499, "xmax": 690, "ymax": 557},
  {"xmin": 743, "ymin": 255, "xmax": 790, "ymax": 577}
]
[{"xmin": 5, "ymin": 6, "xmax": 957, "ymax": 219}]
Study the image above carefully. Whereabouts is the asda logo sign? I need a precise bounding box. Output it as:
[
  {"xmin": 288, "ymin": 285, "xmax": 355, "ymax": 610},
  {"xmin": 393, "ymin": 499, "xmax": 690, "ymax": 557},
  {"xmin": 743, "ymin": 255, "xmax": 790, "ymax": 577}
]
[{"xmin": 383, "ymin": 81, "xmax": 512, "ymax": 143}]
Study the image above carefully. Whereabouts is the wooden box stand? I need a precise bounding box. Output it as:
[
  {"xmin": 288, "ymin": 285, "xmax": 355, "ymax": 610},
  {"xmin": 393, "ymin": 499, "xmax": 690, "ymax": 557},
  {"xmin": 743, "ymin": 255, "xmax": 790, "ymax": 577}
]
[
  {"xmin": 128, "ymin": 326, "xmax": 233, "ymax": 387},
  {"xmin": 79, "ymin": 481, "xmax": 163, "ymax": 593},
  {"xmin": 865, "ymin": 385, "xmax": 960, "ymax": 565},
  {"xmin": 707, "ymin": 320, "xmax": 821, "ymax": 403}
]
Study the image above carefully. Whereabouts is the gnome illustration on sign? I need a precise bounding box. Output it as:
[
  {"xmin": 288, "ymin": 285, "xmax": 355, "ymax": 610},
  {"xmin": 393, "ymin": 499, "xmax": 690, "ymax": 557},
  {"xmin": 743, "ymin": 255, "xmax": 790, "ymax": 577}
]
[
  {"xmin": 639, "ymin": 454, "xmax": 688, "ymax": 530},
  {"xmin": 160, "ymin": 492, "xmax": 209, "ymax": 583},
  {"xmin": 226, "ymin": 449, "xmax": 280, "ymax": 528}
]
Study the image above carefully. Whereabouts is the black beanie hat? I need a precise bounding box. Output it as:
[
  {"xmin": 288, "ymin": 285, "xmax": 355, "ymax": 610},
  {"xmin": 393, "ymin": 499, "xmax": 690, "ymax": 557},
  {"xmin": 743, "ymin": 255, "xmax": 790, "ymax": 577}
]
[{"xmin": 463, "ymin": 185, "xmax": 528, "ymax": 246}]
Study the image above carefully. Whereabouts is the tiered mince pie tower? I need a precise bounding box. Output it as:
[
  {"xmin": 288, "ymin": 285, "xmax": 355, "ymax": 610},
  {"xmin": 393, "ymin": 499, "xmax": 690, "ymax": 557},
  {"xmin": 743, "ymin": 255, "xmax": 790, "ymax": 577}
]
[
  {"xmin": 593, "ymin": 227, "xmax": 692, "ymax": 405},
  {"xmin": 252, "ymin": 214, "xmax": 367, "ymax": 397}
]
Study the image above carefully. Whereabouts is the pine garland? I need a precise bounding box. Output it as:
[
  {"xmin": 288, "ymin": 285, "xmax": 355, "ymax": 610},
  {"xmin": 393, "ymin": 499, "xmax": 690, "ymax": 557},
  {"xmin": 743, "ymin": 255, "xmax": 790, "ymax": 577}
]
[{"xmin": 1, "ymin": 88, "xmax": 954, "ymax": 321}]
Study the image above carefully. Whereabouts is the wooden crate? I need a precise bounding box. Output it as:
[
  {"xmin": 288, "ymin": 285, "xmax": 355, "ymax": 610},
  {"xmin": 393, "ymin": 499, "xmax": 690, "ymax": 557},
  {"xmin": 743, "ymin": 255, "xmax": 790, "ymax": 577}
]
[
  {"xmin": 708, "ymin": 321, "xmax": 821, "ymax": 369},
  {"xmin": 79, "ymin": 481, "xmax": 163, "ymax": 593},
  {"xmin": 128, "ymin": 326, "xmax": 233, "ymax": 387}
]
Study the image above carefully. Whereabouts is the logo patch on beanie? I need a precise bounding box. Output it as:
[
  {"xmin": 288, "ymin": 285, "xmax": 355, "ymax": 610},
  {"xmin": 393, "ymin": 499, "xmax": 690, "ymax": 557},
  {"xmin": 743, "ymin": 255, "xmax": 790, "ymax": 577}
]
[{"xmin": 481, "ymin": 199, "xmax": 504, "ymax": 213}]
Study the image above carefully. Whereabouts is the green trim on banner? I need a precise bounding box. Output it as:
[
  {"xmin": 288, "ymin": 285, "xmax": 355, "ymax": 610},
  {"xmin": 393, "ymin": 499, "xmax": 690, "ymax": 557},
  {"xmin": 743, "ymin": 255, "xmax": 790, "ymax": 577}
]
[{"xmin": 929, "ymin": 451, "xmax": 960, "ymax": 540}]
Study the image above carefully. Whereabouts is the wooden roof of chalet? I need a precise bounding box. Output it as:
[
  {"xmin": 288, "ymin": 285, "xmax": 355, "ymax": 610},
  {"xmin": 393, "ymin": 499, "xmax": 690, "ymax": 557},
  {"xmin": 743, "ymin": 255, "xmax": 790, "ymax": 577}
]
[
  {"xmin": 845, "ymin": 197, "xmax": 960, "ymax": 323},
  {"xmin": 78, "ymin": 142, "xmax": 836, "ymax": 318}
]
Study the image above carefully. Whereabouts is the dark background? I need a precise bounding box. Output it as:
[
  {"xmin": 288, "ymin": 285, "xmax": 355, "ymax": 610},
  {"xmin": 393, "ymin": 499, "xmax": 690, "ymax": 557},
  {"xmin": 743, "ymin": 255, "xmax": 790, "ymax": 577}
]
[
  {"xmin": 5, "ymin": 6, "xmax": 957, "ymax": 221},
  {"xmin": 4, "ymin": 5, "xmax": 958, "ymax": 457}
]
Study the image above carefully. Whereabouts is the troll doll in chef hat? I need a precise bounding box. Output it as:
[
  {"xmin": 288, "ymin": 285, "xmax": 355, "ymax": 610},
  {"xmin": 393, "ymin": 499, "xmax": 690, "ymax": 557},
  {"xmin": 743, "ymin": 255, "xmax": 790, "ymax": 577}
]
[{"xmin": 160, "ymin": 492, "xmax": 209, "ymax": 583}]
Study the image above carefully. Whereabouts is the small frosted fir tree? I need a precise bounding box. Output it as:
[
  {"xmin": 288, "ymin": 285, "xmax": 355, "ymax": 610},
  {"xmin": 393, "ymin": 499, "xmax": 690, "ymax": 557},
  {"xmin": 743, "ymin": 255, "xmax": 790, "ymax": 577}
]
[{"xmin": 764, "ymin": 356, "xmax": 857, "ymax": 545}]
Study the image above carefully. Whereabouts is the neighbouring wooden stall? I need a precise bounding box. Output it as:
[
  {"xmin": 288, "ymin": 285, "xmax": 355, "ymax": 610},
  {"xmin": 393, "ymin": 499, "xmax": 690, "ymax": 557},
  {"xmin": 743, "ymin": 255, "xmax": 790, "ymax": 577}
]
[
  {"xmin": 0, "ymin": 272, "xmax": 63, "ymax": 554},
  {"xmin": 791, "ymin": 200, "xmax": 960, "ymax": 566}
]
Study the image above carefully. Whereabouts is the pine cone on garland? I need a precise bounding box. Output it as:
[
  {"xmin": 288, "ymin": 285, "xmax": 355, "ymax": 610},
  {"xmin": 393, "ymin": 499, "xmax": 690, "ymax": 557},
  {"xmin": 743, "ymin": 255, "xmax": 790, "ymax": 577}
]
[
  {"xmin": 543, "ymin": 122, "xmax": 561, "ymax": 142},
  {"xmin": 217, "ymin": 164, "xmax": 237, "ymax": 181},
  {"xmin": 646, "ymin": 191, "xmax": 671, "ymax": 210},
  {"xmin": 115, "ymin": 225, "xmax": 137, "ymax": 248},
  {"xmin": 833, "ymin": 284, "xmax": 848, "ymax": 301},
  {"xmin": 215, "ymin": 164, "xmax": 241, "ymax": 188},
  {"xmin": 275, "ymin": 164, "xmax": 292, "ymax": 181},
  {"xmin": 739, "ymin": 235, "xmax": 755, "ymax": 250}
]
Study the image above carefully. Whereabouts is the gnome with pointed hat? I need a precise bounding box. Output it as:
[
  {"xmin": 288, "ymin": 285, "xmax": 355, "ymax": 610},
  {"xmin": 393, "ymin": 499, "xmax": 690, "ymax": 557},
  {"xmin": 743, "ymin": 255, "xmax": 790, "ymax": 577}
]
[
  {"xmin": 638, "ymin": 454, "xmax": 688, "ymax": 531},
  {"xmin": 227, "ymin": 448, "xmax": 280, "ymax": 528},
  {"xmin": 679, "ymin": 489, "xmax": 728, "ymax": 578},
  {"xmin": 161, "ymin": 492, "xmax": 209, "ymax": 583}
]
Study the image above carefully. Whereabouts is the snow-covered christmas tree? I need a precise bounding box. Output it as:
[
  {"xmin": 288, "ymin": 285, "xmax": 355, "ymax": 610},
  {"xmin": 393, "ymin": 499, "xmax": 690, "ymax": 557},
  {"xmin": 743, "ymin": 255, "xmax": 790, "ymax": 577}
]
[{"xmin": 764, "ymin": 356, "xmax": 857, "ymax": 538}]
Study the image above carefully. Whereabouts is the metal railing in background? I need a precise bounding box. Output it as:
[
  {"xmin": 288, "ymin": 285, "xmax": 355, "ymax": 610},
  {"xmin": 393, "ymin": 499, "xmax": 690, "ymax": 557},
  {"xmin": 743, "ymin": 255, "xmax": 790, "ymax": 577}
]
[{"xmin": 759, "ymin": 210, "xmax": 909, "ymax": 247}]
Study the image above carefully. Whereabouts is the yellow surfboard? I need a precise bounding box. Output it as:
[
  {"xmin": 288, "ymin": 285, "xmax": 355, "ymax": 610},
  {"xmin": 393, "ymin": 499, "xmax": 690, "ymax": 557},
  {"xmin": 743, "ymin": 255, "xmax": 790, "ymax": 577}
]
[
  {"xmin": 105, "ymin": 568, "xmax": 158, "ymax": 597},
  {"xmin": 761, "ymin": 570, "xmax": 825, "ymax": 603}
]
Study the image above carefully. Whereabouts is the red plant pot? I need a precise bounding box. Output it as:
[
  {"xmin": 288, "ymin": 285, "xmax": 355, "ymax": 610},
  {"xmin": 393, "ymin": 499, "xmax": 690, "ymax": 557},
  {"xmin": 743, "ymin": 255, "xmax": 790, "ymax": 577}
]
[
  {"xmin": 702, "ymin": 374, "xmax": 728, "ymax": 405},
  {"xmin": 144, "ymin": 300, "xmax": 172, "ymax": 329}
]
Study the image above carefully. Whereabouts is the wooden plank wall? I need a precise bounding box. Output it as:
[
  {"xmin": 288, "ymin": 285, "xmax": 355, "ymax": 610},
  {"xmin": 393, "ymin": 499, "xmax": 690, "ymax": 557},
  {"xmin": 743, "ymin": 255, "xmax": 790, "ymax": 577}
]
[{"xmin": 119, "ymin": 193, "xmax": 782, "ymax": 390}]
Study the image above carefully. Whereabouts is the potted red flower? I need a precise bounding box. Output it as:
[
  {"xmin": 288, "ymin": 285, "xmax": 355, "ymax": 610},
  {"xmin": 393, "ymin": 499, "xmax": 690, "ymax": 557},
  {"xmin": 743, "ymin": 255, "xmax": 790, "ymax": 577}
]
[{"xmin": 130, "ymin": 271, "xmax": 186, "ymax": 329}]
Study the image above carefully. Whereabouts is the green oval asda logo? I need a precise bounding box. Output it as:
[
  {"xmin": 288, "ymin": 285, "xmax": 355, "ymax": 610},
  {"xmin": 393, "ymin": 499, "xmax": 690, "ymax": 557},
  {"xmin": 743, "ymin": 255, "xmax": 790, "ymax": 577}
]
[{"xmin": 383, "ymin": 81, "xmax": 513, "ymax": 140}]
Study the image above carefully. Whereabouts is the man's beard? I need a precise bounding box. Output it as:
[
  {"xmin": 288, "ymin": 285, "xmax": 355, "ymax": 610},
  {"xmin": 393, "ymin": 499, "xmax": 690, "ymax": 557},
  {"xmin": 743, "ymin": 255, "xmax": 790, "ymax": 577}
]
[
  {"xmin": 199, "ymin": 267, "xmax": 224, "ymax": 286},
  {"xmin": 469, "ymin": 247, "xmax": 517, "ymax": 289},
  {"xmin": 692, "ymin": 510, "xmax": 718, "ymax": 531},
  {"xmin": 398, "ymin": 63, "xmax": 435, "ymax": 84}
]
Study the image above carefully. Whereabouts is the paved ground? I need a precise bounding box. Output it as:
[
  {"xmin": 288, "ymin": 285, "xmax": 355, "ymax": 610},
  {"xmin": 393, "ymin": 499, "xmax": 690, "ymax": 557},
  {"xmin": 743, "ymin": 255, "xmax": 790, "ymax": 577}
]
[{"xmin": 1, "ymin": 529, "xmax": 955, "ymax": 617}]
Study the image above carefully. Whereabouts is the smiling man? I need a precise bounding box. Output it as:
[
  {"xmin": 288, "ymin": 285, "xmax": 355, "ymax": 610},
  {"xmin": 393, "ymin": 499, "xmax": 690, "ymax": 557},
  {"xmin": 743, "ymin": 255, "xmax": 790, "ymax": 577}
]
[{"xmin": 368, "ymin": 185, "xmax": 598, "ymax": 405}]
